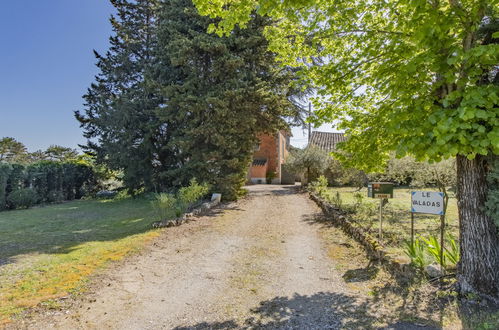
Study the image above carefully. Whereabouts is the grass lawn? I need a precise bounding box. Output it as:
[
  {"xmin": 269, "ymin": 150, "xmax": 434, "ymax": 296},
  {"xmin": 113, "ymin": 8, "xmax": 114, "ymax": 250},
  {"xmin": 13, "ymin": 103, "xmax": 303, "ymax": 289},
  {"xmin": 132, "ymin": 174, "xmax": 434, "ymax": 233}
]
[
  {"xmin": 322, "ymin": 187, "xmax": 459, "ymax": 262},
  {"xmin": 0, "ymin": 197, "xmax": 160, "ymax": 324}
]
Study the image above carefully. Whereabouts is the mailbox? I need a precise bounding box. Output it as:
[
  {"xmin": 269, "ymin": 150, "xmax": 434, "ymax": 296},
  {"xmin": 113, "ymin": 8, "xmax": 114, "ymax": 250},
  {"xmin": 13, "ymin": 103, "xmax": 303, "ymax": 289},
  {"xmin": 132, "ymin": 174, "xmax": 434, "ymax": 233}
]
[{"xmin": 368, "ymin": 182, "xmax": 393, "ymax": 198}]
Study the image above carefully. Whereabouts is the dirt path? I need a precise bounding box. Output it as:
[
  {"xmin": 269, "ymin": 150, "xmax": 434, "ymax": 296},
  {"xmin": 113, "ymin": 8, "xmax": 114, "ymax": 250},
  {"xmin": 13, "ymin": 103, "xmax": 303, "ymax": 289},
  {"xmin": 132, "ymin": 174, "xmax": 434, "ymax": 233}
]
[{"xmin": 12, "ymin": 185, "xmax": 386, "ymax": 329}]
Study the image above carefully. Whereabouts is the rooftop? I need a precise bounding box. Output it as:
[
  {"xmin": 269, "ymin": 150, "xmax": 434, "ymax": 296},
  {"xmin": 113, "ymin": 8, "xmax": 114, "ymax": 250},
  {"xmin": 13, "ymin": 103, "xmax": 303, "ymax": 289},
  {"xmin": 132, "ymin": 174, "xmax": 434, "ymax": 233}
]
[{"xmin": 308, "ymin": 131, "xmax": 346, "ymax": 151}]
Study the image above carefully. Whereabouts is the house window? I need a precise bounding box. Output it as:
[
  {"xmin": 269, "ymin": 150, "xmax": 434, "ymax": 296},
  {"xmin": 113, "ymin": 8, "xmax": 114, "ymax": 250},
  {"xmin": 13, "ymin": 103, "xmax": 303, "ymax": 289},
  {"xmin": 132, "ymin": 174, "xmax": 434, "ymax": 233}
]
[{"xmin": 255, "ymin": 143, "xmax": 260, "ymax": 151}]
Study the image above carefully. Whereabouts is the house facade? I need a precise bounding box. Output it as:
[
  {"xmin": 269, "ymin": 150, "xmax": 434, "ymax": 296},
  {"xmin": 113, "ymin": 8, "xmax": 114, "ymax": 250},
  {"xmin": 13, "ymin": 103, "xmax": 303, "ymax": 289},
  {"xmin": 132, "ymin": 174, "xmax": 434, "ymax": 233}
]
[{"xmin": 248, "ymin": 131, "xmax": 290, "ymax": 184}]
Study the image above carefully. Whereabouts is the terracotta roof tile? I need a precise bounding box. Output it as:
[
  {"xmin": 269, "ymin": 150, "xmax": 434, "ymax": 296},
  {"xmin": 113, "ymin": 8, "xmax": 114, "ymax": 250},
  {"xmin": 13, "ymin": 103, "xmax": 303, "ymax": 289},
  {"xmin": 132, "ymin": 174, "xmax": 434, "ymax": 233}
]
[{"xmin": 309, "ymin": 131, "xmax": 346, "ymax": 151}]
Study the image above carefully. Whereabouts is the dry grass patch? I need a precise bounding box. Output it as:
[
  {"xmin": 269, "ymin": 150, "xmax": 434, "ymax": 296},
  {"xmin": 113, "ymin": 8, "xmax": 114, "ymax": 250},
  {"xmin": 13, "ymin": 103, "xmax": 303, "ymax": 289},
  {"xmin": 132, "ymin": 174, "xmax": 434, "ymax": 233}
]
[{"xmin": 0, "ymin": 197, "xmax": 160, "ymax": 324}]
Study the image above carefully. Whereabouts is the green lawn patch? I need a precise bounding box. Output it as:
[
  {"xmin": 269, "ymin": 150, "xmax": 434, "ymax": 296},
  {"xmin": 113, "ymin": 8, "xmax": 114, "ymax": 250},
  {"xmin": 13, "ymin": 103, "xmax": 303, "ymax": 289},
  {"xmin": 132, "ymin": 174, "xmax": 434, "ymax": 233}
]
[
  {"xmin": 0, "ymin": 197, "xmax": 160, "ymax": 324},
  {"xmin": 322, "ymin": 187, "xmax": 459, "ymax": 262}
]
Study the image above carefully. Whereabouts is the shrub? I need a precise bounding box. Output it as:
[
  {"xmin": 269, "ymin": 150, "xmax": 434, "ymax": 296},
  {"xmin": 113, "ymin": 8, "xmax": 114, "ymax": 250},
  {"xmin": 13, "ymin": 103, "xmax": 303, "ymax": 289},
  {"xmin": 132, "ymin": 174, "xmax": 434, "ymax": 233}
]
[
  {"xmin": 0, "ymin": 163, "xmax": 12, "ymax": 210},
  {"xmin": 285, "ymin": 146, "xmax": 330, "ymax": 184},
  {"xmin": 152, "ymin": 193, "xmax": 177, "ymax": 221},
  {"xmin": 421, "ymin": 235, "xmax": 445, "ymax": 266},
  {"xmin": 329, "ymin": 191, "xmax": 343, "ymax": 208},
  {"xmin": 6, "ymin": 164, "xmax": 25, "ymax": 194},
  {"xmin": 353, "ymin": 192, "xmax": 364, "ymax": 208},
  {"xmin": 405, "ymin": 234, "xmax": 460, "ymax": 271},
  {"xmin": 266, "ymin": 171, "xmax": 276, "ymax": 184},
  {"xmin": 177, "ymin": 179, "xmax": 209, "ymax": 209},
  {"xmin": 153, "ymin": 179, "xmax": 210, "ymax": 221},
  {"xmin": 445, "ymin": 233, "xmax": 460, "ymax": 266},
  {"xmin": 368, "ymin": 156, "xmax": 456, "ymax": 188},
  {"xmin": 327, "ymin": 160, "xmax": 367, "ymax": 188},
  {"xmin": 404, "ymin": 238, "xmax": 429, "ymax": 270},
  {"xmin": 309, "ymin": 175, "xmax": 328, "ymax": 196},
  {"xmin": 7, "ymin": 188, "xmax": 38, "ymax": 209}
]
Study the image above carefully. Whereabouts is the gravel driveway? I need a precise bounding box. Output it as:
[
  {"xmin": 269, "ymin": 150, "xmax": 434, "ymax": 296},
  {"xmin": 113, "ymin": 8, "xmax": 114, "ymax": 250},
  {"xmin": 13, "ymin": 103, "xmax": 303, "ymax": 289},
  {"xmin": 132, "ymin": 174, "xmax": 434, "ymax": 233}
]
[{"xmin": 14, "ymin": 185, "xmax": 372, "ymax": 329}]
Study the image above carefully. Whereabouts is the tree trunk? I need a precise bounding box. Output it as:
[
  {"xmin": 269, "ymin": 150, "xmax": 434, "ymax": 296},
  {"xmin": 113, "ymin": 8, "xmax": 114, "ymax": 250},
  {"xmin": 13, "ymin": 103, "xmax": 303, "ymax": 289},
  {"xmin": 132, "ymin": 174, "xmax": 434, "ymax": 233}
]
[{"xmin": 456, "ymin": 155, "xmax": 499, "ymax": 301}]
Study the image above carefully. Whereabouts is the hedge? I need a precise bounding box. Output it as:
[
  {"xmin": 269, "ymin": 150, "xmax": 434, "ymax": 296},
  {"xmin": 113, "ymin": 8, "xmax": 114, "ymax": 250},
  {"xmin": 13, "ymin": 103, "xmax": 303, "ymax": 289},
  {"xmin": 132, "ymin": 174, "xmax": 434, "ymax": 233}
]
[{"xmin": 0, "ymin": 161, "xmax": 96, "ymax": 210}]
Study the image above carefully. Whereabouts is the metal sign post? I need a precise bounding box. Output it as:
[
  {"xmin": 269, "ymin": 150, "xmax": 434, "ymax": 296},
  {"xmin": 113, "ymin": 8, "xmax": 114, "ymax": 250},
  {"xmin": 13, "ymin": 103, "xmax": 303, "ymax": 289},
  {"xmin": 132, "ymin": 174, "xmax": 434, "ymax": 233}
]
[
  {"xmin": 368, "ymin": 182, "xmax": 393, "ymax": 248},
  {"xmin": 411, "ymin": 212, "xmax": 414, "ymax": 247},
  {"xmin": 379, "ymin": 199, "xmax": 383, "ymax": 246},
  {"xmin": 440, "ymin": 213, "xmax": 445, "ymax": 268},
  {"xmin": 410, "ymin": 191, "xmax": 446, "ymax": 267}
]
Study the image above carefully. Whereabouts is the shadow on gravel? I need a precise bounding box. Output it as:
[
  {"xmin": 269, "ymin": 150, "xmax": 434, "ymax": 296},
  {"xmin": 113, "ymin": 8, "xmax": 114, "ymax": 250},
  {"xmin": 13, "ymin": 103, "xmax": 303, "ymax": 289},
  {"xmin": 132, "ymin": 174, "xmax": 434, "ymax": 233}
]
[
  {"xmin": 298, "ymin": 207, "xmax": 499, "ymax": 329},
  {"xmin": 173, "ymin": 292, "xmax": 439, "ymax": 329}
]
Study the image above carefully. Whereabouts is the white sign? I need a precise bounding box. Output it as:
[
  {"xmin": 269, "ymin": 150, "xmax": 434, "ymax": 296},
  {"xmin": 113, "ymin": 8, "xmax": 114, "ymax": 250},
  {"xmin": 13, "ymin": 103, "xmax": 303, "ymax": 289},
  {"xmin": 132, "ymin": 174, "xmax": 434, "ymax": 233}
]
[{"xmin": 411, "ymin": 191, "xmax": 444, "ymax": 215}]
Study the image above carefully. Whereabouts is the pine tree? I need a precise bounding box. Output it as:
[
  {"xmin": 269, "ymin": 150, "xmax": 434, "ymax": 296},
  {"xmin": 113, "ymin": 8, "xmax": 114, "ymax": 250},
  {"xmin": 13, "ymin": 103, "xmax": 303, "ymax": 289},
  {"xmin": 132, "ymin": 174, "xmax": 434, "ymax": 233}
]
[
  {"xmin": 154, "ymin": 0, "xmax": 302, "ymax": 199},
  {"xmin": 0, "ymin": 137, "xmax": 28, "ymax": 163},
  {"xmin": 78, "ymin": 0, "xmax": 304, "ymax": 197},
  {"xmin": 76, "ymin": 0, "xmax": 172, "ymax": 192}
]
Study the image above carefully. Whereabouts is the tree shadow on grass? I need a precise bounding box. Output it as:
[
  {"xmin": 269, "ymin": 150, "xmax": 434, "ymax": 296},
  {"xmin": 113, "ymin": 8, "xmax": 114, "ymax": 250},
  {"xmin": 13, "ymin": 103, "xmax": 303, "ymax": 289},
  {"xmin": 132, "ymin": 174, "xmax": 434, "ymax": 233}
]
[
  {"xmin": 0, "ymin": 197, "xmax": 238, "ymax": 266},
  {"xmin": 173, "ymin": 292, "xmax": 439, "ymax": 330}
]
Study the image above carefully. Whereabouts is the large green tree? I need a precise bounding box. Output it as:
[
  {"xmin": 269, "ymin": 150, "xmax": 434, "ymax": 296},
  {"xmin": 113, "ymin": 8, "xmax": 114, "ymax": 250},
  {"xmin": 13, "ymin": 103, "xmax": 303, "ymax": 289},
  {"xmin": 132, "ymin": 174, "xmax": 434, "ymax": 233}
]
[
  {"xmin": 153, "ymin": 0, "xmax": 301, "ymax": 199},
  {"xmin": 0, "ymin": 137, "xmax": 28, "ymax": 163},
  {"xmin": 76, "ymin": 0, "xmax": 170, "ymax": 192},
  {"xmin": 193, "ymin": 0, "xmax": 499, "ymax": 299},
  {"xmin": 44, "ymin": 145, "xmax": 79, "ymax": 162},
  {"xmin": 78, "ymin": 0, "xmax": 303, "ymax": 198}
]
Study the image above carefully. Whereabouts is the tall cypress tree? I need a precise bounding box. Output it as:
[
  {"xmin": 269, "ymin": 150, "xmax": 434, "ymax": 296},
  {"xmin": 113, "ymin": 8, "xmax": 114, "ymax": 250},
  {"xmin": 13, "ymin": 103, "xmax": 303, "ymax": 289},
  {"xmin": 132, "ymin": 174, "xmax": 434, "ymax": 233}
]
[
  {"xmin": 76, "ymin": 0, "xmax": 175, "ymax": 192},
  {"xmin": 154, "ymin": 0, "xmax": 302, "ymax": 199},
  {"xmin": 78, "ymin": 0, "xmax": 304, "ymax": 197}
]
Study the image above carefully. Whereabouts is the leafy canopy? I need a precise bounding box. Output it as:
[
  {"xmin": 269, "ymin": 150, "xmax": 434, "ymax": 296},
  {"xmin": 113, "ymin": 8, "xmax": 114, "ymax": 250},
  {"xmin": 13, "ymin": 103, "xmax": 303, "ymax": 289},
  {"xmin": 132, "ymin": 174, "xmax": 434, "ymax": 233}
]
[
  {"xmin": 0, "ymin": 137, "xmax": 28, "ymax": 163},
  {"xmin": 194, "ymin": 0, "xmax": 499, "ymax": 171}
]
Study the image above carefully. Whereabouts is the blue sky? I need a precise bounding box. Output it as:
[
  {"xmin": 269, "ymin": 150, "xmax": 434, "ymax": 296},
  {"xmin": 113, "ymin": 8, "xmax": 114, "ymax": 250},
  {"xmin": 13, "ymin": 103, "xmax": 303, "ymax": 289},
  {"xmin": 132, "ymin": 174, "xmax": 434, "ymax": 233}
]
[
  {"xmin": 0, "ymin": 0, "xmax": 114, "ymax": 151},
  {"xmin": 0, "ymin": 1, "xmax": 332, "ymax": 151}
]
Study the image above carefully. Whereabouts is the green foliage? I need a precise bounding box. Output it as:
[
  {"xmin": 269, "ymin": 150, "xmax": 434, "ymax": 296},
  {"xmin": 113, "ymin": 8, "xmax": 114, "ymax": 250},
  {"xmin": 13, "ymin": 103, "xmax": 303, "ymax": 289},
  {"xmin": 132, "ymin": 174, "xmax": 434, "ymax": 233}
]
[
  {"xmin": 327, "ymin": 160, "xmax": 367, "ymax": 188},
  {"xmin": 152, "ymin": 179, "xmax": 210, "ymax": 220},
  {"xmin": 152, "ymin": 193, "xmax": 178, "ymax": 221},
  {"xmin": 154, "ymin": 0, "xmax": 303, "ymax": 200},
  {"xmin": 421, "ymin": 235, "xmax": 445, "ymax": 267},
  {"xmin": 406, "ymin": 234, "xmax": 460, "ymax": 271},
  {"xmin": 0, "ymin": 164, "xmax": 12, "ymax": 211},
  {"xmin": 285, "ymin": 146, "xmax": 330, "ymax": 183},
  {"xmin": 177, "ymin": 179, "xmax": 210, "ymax": 209},
  {"xmin": 266, "ymin": 171, "xmax": 277, "ymax": 184},
  {"xmin": 445, "ymin": 233, "xmax": 460, "ymax": 266},
  {"xmin": 6, "ymin": 188, "xmax": 38, "ymax": 209},
  {"xmin": 404, "ymin": 238, "xmax": 429, "ymax": 271},
  {"xmin": 309, "ymin": 175, "xmax": 328, "ymax": 195},
  {"xmin": 77, "ymin": 0, "xmax": 303, "ymax": 199},
  {"xmin": 196, "ymin": 0, "xmax": 499, "ymax": 165},
  {"xmin": 368, "ymin": 156, "xmax": 456, "ymax": 188},
  {"xmin": 0, "ymin": 137, "xmax": 28, "ymax": 163},
  {"xmin": 352, "ymin": 192, "xmax": 364, "ymax": 210},
  {"xmin": 95, "ymin": 190, "xmax": 118, "ymax": 199},
  {"xmin": 0, "ymin": 161, "xmax": 95, "ymax": 210},
  {"xmin": 330, "ymin": 191, "xmax": 343, "ymax": 209},
  {"xmin": 76, "ymin": 0, "xmax": 164, "ymax": 193},
  {"xmin": 44, "ymin": 145, "xmax": 79, "ymax": 162}
]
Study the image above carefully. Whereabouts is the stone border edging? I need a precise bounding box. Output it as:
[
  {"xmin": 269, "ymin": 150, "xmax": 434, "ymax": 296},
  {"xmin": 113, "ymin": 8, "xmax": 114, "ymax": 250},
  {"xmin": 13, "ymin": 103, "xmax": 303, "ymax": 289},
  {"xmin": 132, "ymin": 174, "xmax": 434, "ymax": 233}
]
[
  {"xmin": 152, "ymin": 199, "xmax": 221, "ymax": 228},
  {"xmin": 309, "ymin": 192, "xmax": 413, "ymax": 278}
]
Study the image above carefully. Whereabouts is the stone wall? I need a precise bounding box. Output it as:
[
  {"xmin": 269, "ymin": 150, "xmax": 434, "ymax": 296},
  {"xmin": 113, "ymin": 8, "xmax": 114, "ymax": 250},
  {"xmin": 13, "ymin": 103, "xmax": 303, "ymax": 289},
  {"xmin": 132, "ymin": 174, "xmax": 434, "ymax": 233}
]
[{"xmin": 309, "ymin": 192, "xmax": 414, "ymax": 278}]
